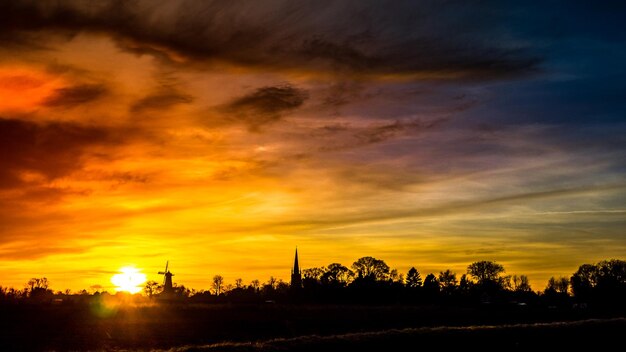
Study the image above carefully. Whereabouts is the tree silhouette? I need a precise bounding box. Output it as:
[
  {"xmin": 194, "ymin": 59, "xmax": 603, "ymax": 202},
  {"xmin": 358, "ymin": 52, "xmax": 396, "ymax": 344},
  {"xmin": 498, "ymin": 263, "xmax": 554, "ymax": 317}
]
[
  {"xmin": 174, "ymin": 283, "xmax": 192, "ymax": 297},
  {"xmin": 467, "ymin": 261, "xmax": 504, "ymax": 284},
  {"xmin": 250, "ymin": 279, "xmax": 260, "ymax": 292},
  {"xmin": 467, "ymin": 261, "xmax": 506, "ymax": 292},
  {"xmin": 144, "ymin": 280, "xmax": 161, "ymax": 298},
  {"xmin": 27, "ymin": 277, "xmax": 49, "ymax": 291},
  {"xmin": 423, "ymin": 273, "xmax": 439, "ymax": 296},
  {"xmin": 595, "ymin": 259, "xmax": 626, "ymax": 290},
  {"xmin": 571, "ymin": 263, "xmax": 598, "ymax": 298},
  {"xmin": 571, "ymin": 259, "xmax": 626, "ymax": 305},
  {"xmin": 511, "ymin": 275, "xmax": 532, "ymax": 292},
  {"xmin": 303, "ymin": 267, "xmax": 325, "ymax": 281},
  {"xmin": 458, "ymin": 274, "xmax": 471, "ymax": 294},
  {"xmin": 266, "ymin": 276, "xmax": 277, "ymax": 290},
  {"xmin": 26, "ymin": 278, "xmax": 52, "ymax": 299},
  {"xmin": 212, "ymin": 275, "xmax": 224, "ymax": 295},
  {"xmin": 4, "ymin": 256, "xmax": 623, "ymax": 311},
  {"xmin": 389, "ymin": 269, "xmax": 404, "ymax": 284},
  {"xmin": 321, "ymin": 263, "xmax": 352, "ymax": 287},
  {"xmin": 545, "ymin": 276, "xmax": 569, "ymax": 294},
  {"xmin": 438, "ymin": 270, "xmax": 457, "ymax": 295},
  {"xmin": 405, "ymin": 267, "xmax": 422, "ymax": 288},
  {"xmin": 351, "ymin": 256, "xmax": 390, "ymax": 281},
  {"xmin": 276, "ymin": 280, "xmax": 290, "ymax": 292}
]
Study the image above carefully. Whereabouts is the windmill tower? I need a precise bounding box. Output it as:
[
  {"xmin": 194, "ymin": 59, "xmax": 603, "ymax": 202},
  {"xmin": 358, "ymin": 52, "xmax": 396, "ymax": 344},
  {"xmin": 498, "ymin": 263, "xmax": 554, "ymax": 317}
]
[{"xmin": 158, "ymin": 261, "xmax": 174, "ymax": 294}]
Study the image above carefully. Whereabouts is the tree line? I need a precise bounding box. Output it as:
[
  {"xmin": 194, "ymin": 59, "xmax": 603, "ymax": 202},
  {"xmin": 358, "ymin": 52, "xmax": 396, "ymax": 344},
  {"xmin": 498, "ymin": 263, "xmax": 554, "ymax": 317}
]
[{"xmin": 1, "ymin": 257, "xmax": 624, "ymax": 308}]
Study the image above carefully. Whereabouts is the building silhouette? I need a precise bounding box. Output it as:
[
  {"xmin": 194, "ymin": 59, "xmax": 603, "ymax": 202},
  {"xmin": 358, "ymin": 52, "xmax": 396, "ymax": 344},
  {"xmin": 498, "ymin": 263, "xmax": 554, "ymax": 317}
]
[
  {"xmin": 158, "ymin": 261, "xmax": 175, "ymax": 295},
  {"xmin": 291, "ymin": 247, "xmax": 302, "ymax": 288}
]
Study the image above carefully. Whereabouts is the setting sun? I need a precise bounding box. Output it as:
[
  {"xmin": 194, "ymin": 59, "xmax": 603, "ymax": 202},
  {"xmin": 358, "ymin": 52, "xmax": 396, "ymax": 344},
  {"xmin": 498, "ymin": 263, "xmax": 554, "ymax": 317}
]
[{"xmin": 111, "ymin": 267, "xmax": 147, "ymax": 294}]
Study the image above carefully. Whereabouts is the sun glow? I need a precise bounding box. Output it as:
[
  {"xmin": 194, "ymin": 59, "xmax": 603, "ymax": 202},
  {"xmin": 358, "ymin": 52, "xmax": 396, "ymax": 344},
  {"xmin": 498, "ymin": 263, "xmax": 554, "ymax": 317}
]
[{"xmin": 111, "ymin": 266, "xmax": 147, "ymax": 294}]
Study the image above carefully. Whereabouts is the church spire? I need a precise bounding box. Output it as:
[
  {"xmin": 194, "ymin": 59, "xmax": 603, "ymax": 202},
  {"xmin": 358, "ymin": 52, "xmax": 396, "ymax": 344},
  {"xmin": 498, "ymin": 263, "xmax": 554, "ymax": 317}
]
[
  {"xmin": 293, "ymin": 247, "xmax": 300, "ymax": 274},
  {"xmin": 291, "ymin": 247, "xmax": 302, "ymax": 288}
]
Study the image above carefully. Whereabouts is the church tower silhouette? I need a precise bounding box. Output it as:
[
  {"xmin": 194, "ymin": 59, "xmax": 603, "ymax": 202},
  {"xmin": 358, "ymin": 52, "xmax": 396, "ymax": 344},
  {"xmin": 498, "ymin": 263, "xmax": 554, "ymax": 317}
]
[{"xmin": 291, "ymin": 247, "xmax": 302, "ymax": 288}]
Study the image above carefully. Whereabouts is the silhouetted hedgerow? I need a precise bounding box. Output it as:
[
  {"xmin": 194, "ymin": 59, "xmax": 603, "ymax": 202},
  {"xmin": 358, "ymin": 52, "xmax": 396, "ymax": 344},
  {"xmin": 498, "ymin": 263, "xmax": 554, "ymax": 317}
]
[{"xmin": 1, "ymin": 258, "xmax": 624, "ymax": 309}]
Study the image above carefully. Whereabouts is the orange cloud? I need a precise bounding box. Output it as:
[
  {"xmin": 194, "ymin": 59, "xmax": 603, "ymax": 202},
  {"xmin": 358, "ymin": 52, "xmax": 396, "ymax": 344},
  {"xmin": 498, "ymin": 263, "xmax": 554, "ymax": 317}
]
[{"xmin": 0, "ymin": 67, "xmax": 64, "ymax": 112}]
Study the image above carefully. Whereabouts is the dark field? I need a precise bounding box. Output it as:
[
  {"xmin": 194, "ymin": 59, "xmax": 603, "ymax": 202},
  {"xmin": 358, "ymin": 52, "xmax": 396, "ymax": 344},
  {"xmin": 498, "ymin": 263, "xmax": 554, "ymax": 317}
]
[
  {"xmin": 1, "ymin": 302, "xmax": 624, "ymax": 351},
  {"xmin": 172, "ymin": 318, "xmax": 626, "ymax": 352}
]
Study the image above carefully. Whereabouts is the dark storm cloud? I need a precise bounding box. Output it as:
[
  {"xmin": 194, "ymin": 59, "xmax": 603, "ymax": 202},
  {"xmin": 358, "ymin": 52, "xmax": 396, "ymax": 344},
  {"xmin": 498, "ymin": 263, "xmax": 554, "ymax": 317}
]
[
  {"xmin": 42, "ymin": 84, "xmax": 107, "ymax": 107},
  {"xmin": 0, "ymin": 0, "xmax": 540, "ymax": 79},
  {"xmin": 0, "ymin": 117, "xmax": 120, "ymax": 189},
  {"xmin": 221, "ymin": 85, "xmax": 308, "ymax": 130}
]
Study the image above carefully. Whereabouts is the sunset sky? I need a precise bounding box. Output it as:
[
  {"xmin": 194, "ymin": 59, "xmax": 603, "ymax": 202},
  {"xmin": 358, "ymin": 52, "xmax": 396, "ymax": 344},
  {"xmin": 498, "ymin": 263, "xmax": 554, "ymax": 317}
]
[{"xmin": 0, "ymin": 1, "xmax": 624, "ymax": 292}]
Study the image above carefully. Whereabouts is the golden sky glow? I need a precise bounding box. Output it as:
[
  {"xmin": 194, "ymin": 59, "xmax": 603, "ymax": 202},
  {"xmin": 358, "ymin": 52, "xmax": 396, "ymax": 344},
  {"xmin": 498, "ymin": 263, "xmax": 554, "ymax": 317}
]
[
  {"xmin": 111, "ymin": 266, "xmax": 146, "ymax": 294},
  {"xmin": 0, "ymin": 1, "xmax": 624, "ymax": 293}
]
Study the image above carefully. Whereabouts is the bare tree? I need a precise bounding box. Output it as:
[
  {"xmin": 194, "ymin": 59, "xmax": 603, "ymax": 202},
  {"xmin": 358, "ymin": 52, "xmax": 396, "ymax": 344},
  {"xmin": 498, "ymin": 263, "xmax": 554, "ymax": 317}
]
[
  {"xmin": 212, "ymin": 275, "xmax": 224, "ymax": 295},
  {"xmin": 235, "ymin": 278, "xmax": 243, "ymax": 289},
  {"xmin": 26, "ymin": 278, "xmax": 51, "ymax": 298},
  {"xmin": 250, "ymin": 279, "xmax": 260, "ymax": 291},
  {"xmin": 266, "ymin": 276, "xmax": 277, "ymax": 289},
  {"xmin": 27, "ymin": 278, "xmax": 49, "ymax": 291},
  {"xmin": 144, "ymin": 280, "xmax": 161, "ymax": 298},
  {"xmin": 512, "ymin": 275, "xmax": 532, "ymax": 292}
]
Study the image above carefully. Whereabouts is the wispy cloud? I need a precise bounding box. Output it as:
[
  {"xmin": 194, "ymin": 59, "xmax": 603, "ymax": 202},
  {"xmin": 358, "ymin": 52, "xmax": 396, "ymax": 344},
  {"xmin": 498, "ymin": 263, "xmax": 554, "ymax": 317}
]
[
  {"xmin": 532, "ymin": 210, "xmax": 626, "ymax": 215},
  {"xmin": 265, "ymin": 183, "xmax": 626, "ymax": 232}
]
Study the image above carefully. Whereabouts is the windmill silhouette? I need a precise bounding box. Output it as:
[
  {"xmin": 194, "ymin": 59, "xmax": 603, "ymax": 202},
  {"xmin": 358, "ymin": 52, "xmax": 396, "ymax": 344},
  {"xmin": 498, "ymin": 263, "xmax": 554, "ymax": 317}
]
[{"xmin": 158, "ymin": 261, "xmax": 174, "ymax": 294}]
